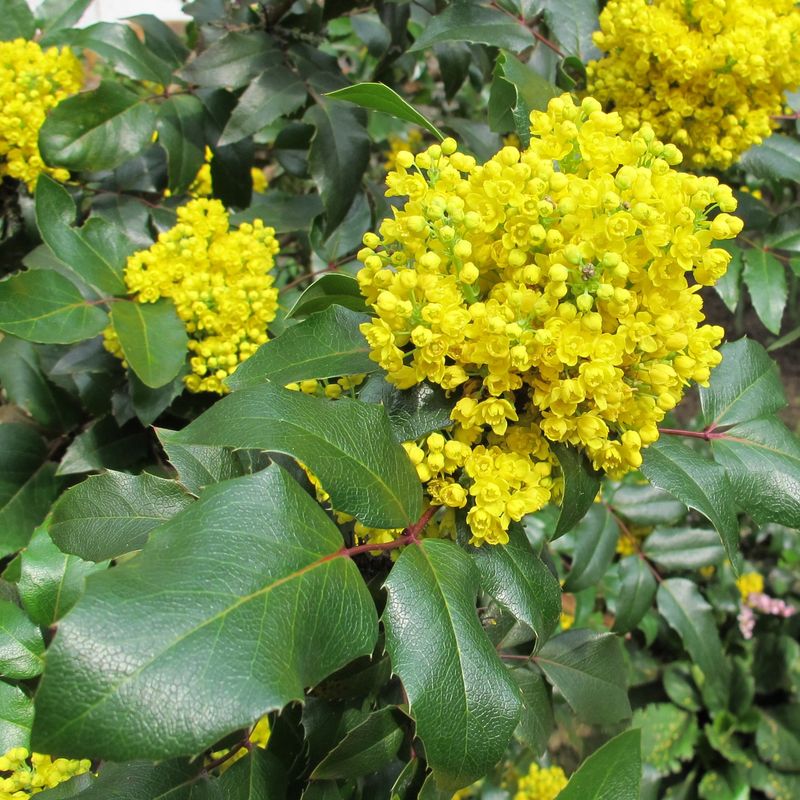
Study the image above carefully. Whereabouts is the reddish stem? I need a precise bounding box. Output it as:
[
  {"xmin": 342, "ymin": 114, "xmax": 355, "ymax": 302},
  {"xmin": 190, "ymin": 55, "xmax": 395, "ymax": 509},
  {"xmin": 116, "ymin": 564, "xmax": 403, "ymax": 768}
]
[
  {"xmin": 341, "ymin": 505, "xmax": 437, "ymax": 559},
  {"xmin": 532, "ymin": 29, "xmax": 565, "ymax": 57},
  {"xmin": 658, "ymin": 427, "xmax": 728, "ymax": 441}
]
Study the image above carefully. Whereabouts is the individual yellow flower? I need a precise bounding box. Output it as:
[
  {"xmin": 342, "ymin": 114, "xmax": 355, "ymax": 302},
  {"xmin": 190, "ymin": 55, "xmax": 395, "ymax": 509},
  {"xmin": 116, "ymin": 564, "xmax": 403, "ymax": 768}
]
[
  {"xmin": 383, "ymin": 128, "xmax": 424, "ymax": 172},
  {"xmin": 104, "ymin": 198, "xmax": 279, "ymax": 394},
  {"xmin": 0, "ymin": 39, "xmax": 82, "ymax": 189},
  {"xmin": 0, "ymin": 747, "xmax": 92, "ymax": 797},
  {"xmin": 358, "ymin": 94, "xmax": 739, "ymax": 544},
  {"xmin": 587, "ymin": 0, "xmax": 800, "ymax": 169},
  {"xmin": 514, "ymin": 763, "xmax": 568, "ymax": 800},
  {"xmin": 736, "ymin": 571, "xmax": 764, "ymax": 602}
]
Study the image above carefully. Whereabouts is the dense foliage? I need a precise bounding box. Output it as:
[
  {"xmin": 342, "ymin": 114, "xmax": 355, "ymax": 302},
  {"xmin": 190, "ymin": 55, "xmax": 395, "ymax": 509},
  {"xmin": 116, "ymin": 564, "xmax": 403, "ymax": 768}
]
[{"xmin": 0, "ymin": 1, "xmax": 798, "ymax": 798}]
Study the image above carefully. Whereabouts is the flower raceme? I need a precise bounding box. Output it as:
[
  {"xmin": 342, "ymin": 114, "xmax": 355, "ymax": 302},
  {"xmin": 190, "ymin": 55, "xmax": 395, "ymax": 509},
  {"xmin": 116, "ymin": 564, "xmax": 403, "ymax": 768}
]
[
  {"xmin": 104, "ymin": 198, "xmax": 279, "ymax": 394},
  {"xmin": 0, "ymin": 748, "xmax": 91, "ymax": 797},
  {"xmin": 0, "ymin": 39, "xmax": 82, "ymax": 190},
  {"xmin": 587, "ymin": 0, "xmax": 800, "ymax": 170},
  {"xmin": 358, "ymin": 93, "xmax": 741, "ymax": 546}
]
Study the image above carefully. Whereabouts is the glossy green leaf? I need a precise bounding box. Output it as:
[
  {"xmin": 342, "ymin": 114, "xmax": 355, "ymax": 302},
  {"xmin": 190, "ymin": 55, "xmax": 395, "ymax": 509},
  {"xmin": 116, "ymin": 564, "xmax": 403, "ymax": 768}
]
[
  {"xmin": 743, "ymin": 249, "xmax": 787, "ymax": 335},
  {"xmin": 409, "ymin": 3, "xmax": 535, "ymax": 52},
  {"xmin": 0, "ymin": 682, "xmax": 33, "ymax": 753},
  {"xmin": 756, "ymin": 705, "xmax": 800, "ymax": 771},
  {"xmin": 713, "ymin": 242, "xmax": 743, "ymax": 313},
  {"xmin": 128, "ymin": 369, "xmax": 186, "ymax": 427},
  {"xmin": 641, "ymin": 527, "xmax": 725, "ymax": 571},
  {"xmin": 233, "ymin": 193, "xmax": 324, "ymax": 234},
  {"xmin": 125, "ymin": 14, "xmax": 189, "ymax": 70},
  {"xmin": 306, "ymin": 102, "xmax": 370, "ymax": 232},
  {"xmin": 17, "ymin": 525, "xmax": 105, "ymax": 627},
  {"xmin": 180, "ymin": 31, "xmax": 278, "ymax": 88},
  {"xmin": 0, "ymin": 0, "xmax": 35, "ymax": 40},
  {"xmin": 543, "ymin": 0, "xmax": 600, "ymax": 61},
  {"xmin": 57, "ymin": 416, "xmax": 149, "ymax": 476},
  {"xmin": 640, "ymin": 437, "xmax": 740, "ymax": 574},
  {"xmin": 712, "ymin": 418, "xmax": 800, "ymax": 528},
  {"xmin": 608, "ymin": 483, "xmax": 686, "ymax": 527},
  {"xmin": 469, "ymin": 523, "xmax": 560, "ymax": 649},
  {"xmin": 562, "ymin": 505, "xmax": 619, "ymax": 592},
  {"xmin": 39, "ymin": 82, "xmax": 157, "ymax": 173},
  {"xmin": 0, "ymin": 270, "xmax": 108, "ymax": 344},
  {"xmin": 220, "ymin": 66, "xmax": 307, "ymax": 145},
  {"xmin": 50, "ymin": 471, "xmax": 193, "ymax": 561},
  {"xmin": 0, "ymin": 424, "xmax": 61, "ymax": 558},
  {"xmin": 110, "ymin": 299, "xmax": 188, "ymax": 389},
  {"xmin": 218, "ymin": 748, "xmax": 287, "ymax": 799},
  {"xmin": 226, "ymin": 307, "xmax": 376, "ymax": 390},
  {"xmin": 511, "ymin": 667, "xmax": 553, "ymax": 756},
  {"xmin": 383, "ymin": 539, "xmax": 521, "ymax": 792},
  {"xmin": 156, "ymin": 94, "xmax": 206, "ymax": 193},
  {"xmin": 287, "ymin": 274, "xmax": 367, "ymax": 318},
  {"xmin": 740, "ymin": 134, "xmax": 800, "ymax": 182},
  {"xmin": 536, "ymin": 630, "xmax": 630, "ymax": 724},
  {"xmin": 699, "ymin": 338, "xmax": 785, "ymax": 428},
  {"xmin": 552, "ymin": 444, "xmax": 601, "ymax": 539},
  {"xmin": 38, "ymin": 0, "xmax": 93, "ymax": 37},
  {"xmin": 171, "ymin": 383, "xmax": 422, "ymax": 528},
  {"xmin": 32, "ymin": 466, "xmax": 379, "ymax": 760},
  {"xmin": 35, "ymin": 174, "xmax": 128, "ymax": 295},
  {"xmin": 312, "ymin": 707, "xmax": 405, "ymax": 779},
  {"xmin": 0, "ymin": 599, "xmax": 44, "ymax": 679},
  {"xmin": 0, "ymin": 336, "xmax": 80, "ymax": 431},
  {"xmin": 556, "ymin": 729, "xmax": 641, "ymax": 800},
  {"xmin": 73, "ymin": 22, "xmax": 173, "ymax": 83},
  {"xmin": 326, "ymin": 82, "xmax": 443, "ymax": 140},
  {"xmin": 656, "ymin": 579, "xmax": 730, "ymax": 711},
  {"xmin": 612, "ymin": 556, "xmax": 657, "ymax": 634}
]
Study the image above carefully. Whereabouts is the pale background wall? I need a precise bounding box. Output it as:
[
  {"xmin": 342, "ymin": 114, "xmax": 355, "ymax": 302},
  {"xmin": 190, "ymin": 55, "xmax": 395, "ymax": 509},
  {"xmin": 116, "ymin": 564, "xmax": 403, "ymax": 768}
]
[{"xmin": 28, "ymin": 0, "xmax": 189, "ymax": 24}]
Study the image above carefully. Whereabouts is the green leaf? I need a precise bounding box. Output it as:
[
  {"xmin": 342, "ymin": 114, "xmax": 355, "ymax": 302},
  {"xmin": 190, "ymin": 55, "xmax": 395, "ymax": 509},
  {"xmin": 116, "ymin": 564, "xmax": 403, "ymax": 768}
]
[
  {"xmin": 35, "ymin": 174, "xmax": 127, "ymax": 296},
  {"xmin": 218, "ymin": 748, "xmax": 287, "ymax": 798},
  {"xmin": 287, "ymin": 274, "xmax": 367, "ymax": 318},
  {"xmin": 326, "ymin": 83, "xmax": 443, "ymax": 141},
  {"xmin": 749, "ymin": 766, "xmax": 800, "ymax": 800},
  {"xmin": 110, "ymin": 299, "xmax": 188, "ymax": 389},
  {"xmin": 0, "ymin": 599, "xmax": 44, "ymax": 679},
  {"xmin": 358, "ymin": 376, "xmax": 453, "ymax": 443},
  {"xmin": 743, "ymin": 249, "xmax": 787, "ymax": 335},
  {"xmin": 712, "ymin": 418, "xmax": 800, "ymax": 528},
  {"xmin": 306, "ymin": 102, "xmax": 370, "ymax": 232},
  {"xmin": 232, "ymin": 193, "xmax": 324, "ymax": 234},
  {"xmin": 73, "ymin": 22, "xmax": 172, "ymax": 84},
  {"xmin": 756, "ymin": 706, "xmax": 800, "ymax": 771},
  {"xmin": 633, "ymin": 703, "xmax": 698, "ymax": 776},
  {"xmin": 180, "ymin": 31, "xmax": 278, "ymax": 89},
  {"xmin": 656, "ymin": 579, "xmax": 730, "ymax": 711},
  {"xmin": 713, "ymin": 242, "xmax": 743, "ymax": 313},
  {"xmin": 608, "ymin": 483, "xmax": 686, "ymax": 527},
  {"xmin": 220, "ymin": 66, "xmax": 307, "ymax": 146},
  {"xmin": 39, "ymin": 82, "xmax": 157, "ymax": 173},
  {"xmin": 50, "ymin": 471, "xmax": 193, "ymax": 562},
  {"xmin": 543, "ymin": 0, "xmax": 600, "ymax": 61},
  {"xmin": 409, "ymin": 3, "xmax": 535, "ymax": 52},
  {"xmin": 511, "ymin": 667, "xmax": 553, "ymax": 756},
  {"xmin": 0, "ymin": 336, "xmax": 80, "ymax": 431},
  {"xmin": 156, "ymin": 94, "xmax": 206, "ymax": 194},
  {"xmin": 562, "ymin": 505, "xmax": 619, "ymax": 593},
  {"xmin": 663, "ymin": 664, "xmax": 703, "ymax": 712},
  {"xmin": 0, "ymin": 682, "xmax": 33, "ymax": 753},
  {"xmin": 128, "ymin": 369, "xmax": 186, "ymax": 427},
  {"xmin": 0, "ymin": 0, "xmax": 35, "ymax": 40},
  {"xmin": 536, "ymin": 630, "xmax": 630, "ymax": 725},
  {"xmin": 312, "ymin": 707, "xmax": 405, "ymax": 779},
  {"xmin": 640, "ymin": 437, "xmax": 740, "ymax": 574},
  {"xmin": 0, "ymin": 424, "xmax": 62, "ymax": 558},
  {"xmin": 17, "ymin": 525, "xmax": 105, "ymax": 626},
  {"xmin": 557, "ymin": 731, "xmax": 641, "ymax": 800},
  {"xmin": 740, "ymin": 135, "xmax": 800, "ymax": 183},
  {"xmin": 552, "ymin": 445, "xmax": 601, "ymax": 539},
  {"xmin": 37, "ymin": 0, "xmax": 93, "ymax": 38},
  {"xmin": 226, "ymin": 307, "xmax": 376, "ymax": 390},
  {"xmin": 32, "ymin": 466, "xmax": 379, "ymax": 760},
  {"xmin": 171, "ymin": 384, "xmax": 422, "ymax": 528},
  {"xmin": 699, "ymin": 338, "xmax": 785, "ymax": 428},
  {"xmin": 125, "ymin": 14, "xmax": 189, "ymax": 70},
  {"xmin": 641, "ymin": 527, "xmax": 725, "ymax": 571},
  {"xmin": 0, "ymin": 270, "xmax": 108, "ymax": 344},
  {"xmin": 57, "ymin": 416, "xmax": 149, "ymax": 476},
  {"xmin": 468, "ymin": 522, "xmax": 560, "ymax": 650},
  {"xmin": 383, "ymin": 539, "xmax": 521, "ymax": 792},
  {"xmin": 612, "ymin": 556, "xmax": 657, "ymax": 634}
]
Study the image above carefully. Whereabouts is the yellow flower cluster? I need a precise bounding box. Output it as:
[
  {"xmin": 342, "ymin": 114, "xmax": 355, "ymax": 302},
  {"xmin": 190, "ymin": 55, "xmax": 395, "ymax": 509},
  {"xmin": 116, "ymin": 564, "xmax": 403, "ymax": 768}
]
[
  {"xmin": 587, "ymin": 0, "xmax": 800, "ymax": 170},
  {"xmin": 514, "ymin": 763, "xmax": 568, "ymax": 800},
  {"xmin": 383, "ymin": 129, "xmax": 424, "ymax": 173},
  {"xmin": 285, "ymin": 373, "xmax": 366, "ymax": 400},
  {"xmin": 173, "ymin": 146, "xmax": 268, "ymax": 198},
  {"xmin": 358, "ymin": 94, "xmax": 740, "ymax": 545},
  {"xmin": 0, "ymin": 39, "xmax": 82, "ymax": 190},
  {"xmin": 0, "ymin": 748, "xmax": 91, "ymax": 798},
  {"xmin": 736, "ymin": 571, "xmax": 764, "ymax": 602},
  {"xmin": 105, "ymin": 198, "xmax": 279, "ymax": 394}
]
